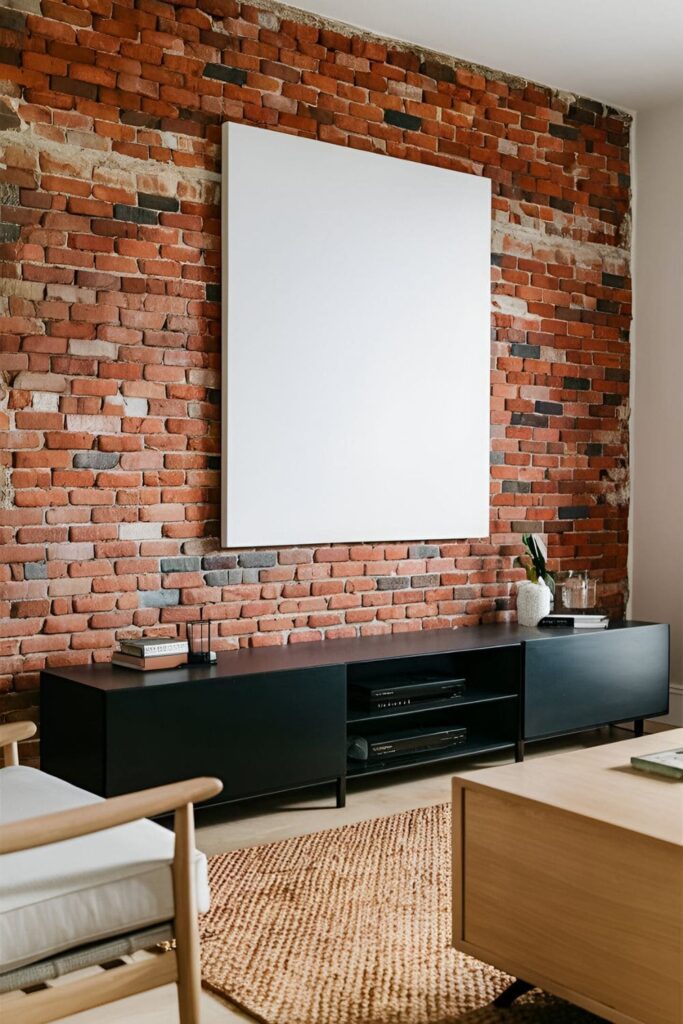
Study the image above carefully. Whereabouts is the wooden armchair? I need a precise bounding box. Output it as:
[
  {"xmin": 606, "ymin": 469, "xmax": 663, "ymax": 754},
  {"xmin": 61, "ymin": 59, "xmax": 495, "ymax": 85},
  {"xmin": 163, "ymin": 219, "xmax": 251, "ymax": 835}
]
[{"xmin": 0, "ymin": 721, "xmax": 222, "ymax": 1024}]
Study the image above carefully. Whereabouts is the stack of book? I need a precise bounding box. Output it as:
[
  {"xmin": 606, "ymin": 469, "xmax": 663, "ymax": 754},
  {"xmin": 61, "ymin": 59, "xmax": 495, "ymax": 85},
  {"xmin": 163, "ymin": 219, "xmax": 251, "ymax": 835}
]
[
  {"xmin": 538, "ymin": 612, "xmax": 609, "ymax": 630},
  {"xmin": 112, "ymin": 637, "xmax": 189, "ymax": 671}
]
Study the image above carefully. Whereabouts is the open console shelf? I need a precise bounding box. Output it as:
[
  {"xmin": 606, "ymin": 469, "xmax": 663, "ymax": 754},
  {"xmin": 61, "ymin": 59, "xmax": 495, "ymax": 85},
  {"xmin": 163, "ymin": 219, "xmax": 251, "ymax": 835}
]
[{"xmin": 345, "ymin": 646, "xmax": 520, "ymax": 777}]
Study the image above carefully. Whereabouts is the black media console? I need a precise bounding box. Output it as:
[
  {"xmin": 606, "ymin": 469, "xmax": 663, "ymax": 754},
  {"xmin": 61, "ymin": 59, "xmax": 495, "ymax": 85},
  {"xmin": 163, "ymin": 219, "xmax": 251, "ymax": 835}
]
[{"xmin": 40, "ymin": 621, "xmax": 669, "ymax": 810}]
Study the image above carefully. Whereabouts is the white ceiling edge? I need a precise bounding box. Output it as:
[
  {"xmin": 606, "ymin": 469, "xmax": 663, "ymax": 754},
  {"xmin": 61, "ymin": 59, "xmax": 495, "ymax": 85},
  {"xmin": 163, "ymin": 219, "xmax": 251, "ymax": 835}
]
[{"xmin": 275, "ymin": 0, "xmax": 683, "ymax": 113}]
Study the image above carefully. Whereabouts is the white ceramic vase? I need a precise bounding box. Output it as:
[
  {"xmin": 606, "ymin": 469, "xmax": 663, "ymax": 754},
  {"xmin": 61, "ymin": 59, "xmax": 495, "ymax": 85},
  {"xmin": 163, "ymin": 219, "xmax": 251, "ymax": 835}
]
[{"xmin": 516, "ymin": 578, "xmax": 551, "ymax": 627}]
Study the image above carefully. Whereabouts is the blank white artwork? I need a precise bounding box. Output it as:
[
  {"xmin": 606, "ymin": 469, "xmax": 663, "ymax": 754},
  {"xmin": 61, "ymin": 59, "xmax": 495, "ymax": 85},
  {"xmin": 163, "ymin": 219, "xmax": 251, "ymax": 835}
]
[{"xmin": 221, "ymin": 122, "xmax": 491, "ymax": 548}]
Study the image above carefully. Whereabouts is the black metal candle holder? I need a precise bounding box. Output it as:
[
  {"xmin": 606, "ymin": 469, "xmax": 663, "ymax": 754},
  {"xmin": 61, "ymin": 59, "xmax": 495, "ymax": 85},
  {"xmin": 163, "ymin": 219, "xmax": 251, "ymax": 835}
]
[{"xmin": 187, "ymin": 618, "xmax": 217, "ymax": 664}]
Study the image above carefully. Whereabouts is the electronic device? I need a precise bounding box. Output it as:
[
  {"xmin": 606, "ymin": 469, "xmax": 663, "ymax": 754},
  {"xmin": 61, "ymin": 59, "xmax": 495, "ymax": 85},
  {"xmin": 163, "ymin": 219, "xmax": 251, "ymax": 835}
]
[
  {"xmin": 349, "ymin": 674, "xmax": 466, "ymax": 710},
  {"xmin": 347, "ymin": 726, "xmax": 467, "ymax": 762}
]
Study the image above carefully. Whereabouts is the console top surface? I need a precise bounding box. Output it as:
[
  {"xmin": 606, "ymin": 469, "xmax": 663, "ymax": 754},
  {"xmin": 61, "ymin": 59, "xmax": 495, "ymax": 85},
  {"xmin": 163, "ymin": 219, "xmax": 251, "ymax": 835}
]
[{"xmin": 40, "ymin": 621, "xmax": 661, "ymax": 693}]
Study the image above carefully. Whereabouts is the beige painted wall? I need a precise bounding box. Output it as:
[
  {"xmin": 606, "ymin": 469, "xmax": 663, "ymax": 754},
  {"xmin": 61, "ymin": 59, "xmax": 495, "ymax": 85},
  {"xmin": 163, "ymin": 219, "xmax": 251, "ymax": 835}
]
[{"xmin": 631, "ymin": 98, "xmax": 683, "ymax": 725}]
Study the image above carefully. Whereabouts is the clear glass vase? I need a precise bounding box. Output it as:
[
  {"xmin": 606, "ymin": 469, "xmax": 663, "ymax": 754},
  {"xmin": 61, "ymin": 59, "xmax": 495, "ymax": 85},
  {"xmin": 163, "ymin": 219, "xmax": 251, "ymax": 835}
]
[{"xmin": 556, "ymin": 571, "xmax": 598, "ymax": 611}]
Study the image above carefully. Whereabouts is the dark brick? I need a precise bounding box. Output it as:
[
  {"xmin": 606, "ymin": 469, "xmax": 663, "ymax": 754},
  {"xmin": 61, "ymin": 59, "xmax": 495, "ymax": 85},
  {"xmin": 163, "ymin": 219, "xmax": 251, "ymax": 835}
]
[
  {"xmin": 238, "ymin": 551, "xmax": 277, "ymax": 568},
  {"xmin": 375, "ymin": 576, "xmax": 410, "ymax": 591},
  {"xmin": 576, "ymin": 97, "xmax": 604, "ymax": 116},
  {"xmin": 511, "ymin": 412, "xmax": 548, "ymax": 428},
  {"xmin": 139, "ymin": 589, "xmax": 179, "ymax": 608},
  {"xmin": 207, "ymin": 455, "xmax": 221, "ymax": 471},
  {"xmin": 510, "ymin": 343, "xmax": 540, "ymax": 358},
  {"xmin": 204, "ymin": 570, "xmax": 231, "ymax": 586},
  {"xmin": 306, "ymin": 105, "xmax": 334, "ymax": 125},
  {"xmin": 138, "ymin": 192, "xmax": 179, "ymax": 213},
  {"xmin": 0, "ymin": 222, "xmax": 19, "ymax": 243},
  {"xmin": 549, "ymin": 123, "xmax": 579, "ymax": 141},
  {"xmin": 206, "ymin": 389, "xmax": 220, "ymax": 405},
  {"xmin": 121, "ymin": 111, "xmax": 161, "ymax": 129},
  {"xmin": 563, "ymin": 376, "xmax": 590, "ymax": 391},
  {"xmin": 597, "ymin": 299, "xmax": 620, "ymax": 314},
  {"xmin": 558, "ymin": 506, "xmax": 590, "ymax": 520},
  {"xmin": 603, "ymin": 393, "xmax": 622, "ymax": 406},
  {"xmin": 50, "ymin": 76, "xmax": 97, "ymax": 100},
  {"xmin": 491, "ymin": 253, "xmax": 505, "ymax": 266},
  {"xmin": 589, "ymin": 193, "xmax": 617, "ymax": 212},
  {"xmin": 602, "ymin": 272, "xmax": 626, "ymax": 289},
  {"xmin": 74, "ymin": 452, "xmax": 119, "ymax": 469},
  {"xmin": 535, "ymin": 400, "xmax": 563, "ymax": 415},
  {"xmin": 411, "ymin": 573, "xmax": 440, "ymax": 588},
  {"xmin": 511, "ymin": 522, "xmax": 544, "ymax": 533},
  {"xmin": 179, "ymin": 106, "xmax": 218, "ymax": 127},
  {"xmin": 160, "ymin": 557, "xmax": 201, "ymax": 573},
  {"xmin": 0, "ymin": 46, "xmax": 20, "ymax": 66},
  {"xmin": 25, "ymin": 562, "xmax": 48, "ymax": 580},
  {"xmin": 408, "ymin": 544, "xmax": 439, "ymax": 559},
  {"xmin": 202, "ymin": 554, "xmax": 238, "ymax": 570},
  {"xmin": 585, "ymin": 443, "xmax": 603, "ymax": 456},
  {"xmin": 490, "ymin": 451, "xmax": 505, "ymax": 465},
  {"xmin": 203, "ymin": 63, "xmax": 247, "ymax": 85},
  {"xmin": 206, "ymin": 283, "xmax": 220, "ymax": 302},
  {"xmin": 550, "ymin": 196, "xmax": 573, "ymax": 214},
  {"xmin": 419, "ymin": 59, "xmax": 455, "ymax": 83},
  {"xmin": 502, "ymin": 480, "xmax": 531, "ymax": 493},
  {"xmin": 605, "ymin": 368, "xmax": 629, "ymax": 382},
  {"xmin": 0, "ymin": 8, "xmax": 26, "ymax": 31},
  {"xmin": 383, "ymin": 109, "xmax": 422, "ymax": 131},
  {"xmin": 566, "ymin": 104, "xmax": 595, "ymax": 126},
  {"xmin": 113, "ymin": 204, "xmax": 158, "ymax": 225},
  {"xmin": 0, "ymin": 110, "xmax": 21, "ymax": 131}
]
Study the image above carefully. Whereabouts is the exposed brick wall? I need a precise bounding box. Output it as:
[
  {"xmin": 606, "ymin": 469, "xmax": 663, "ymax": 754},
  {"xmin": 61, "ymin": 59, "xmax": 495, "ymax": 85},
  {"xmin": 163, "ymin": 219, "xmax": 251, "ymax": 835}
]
[{"xmin": 0, "ymin": 0, "xmax": 632, "ymax": 758}]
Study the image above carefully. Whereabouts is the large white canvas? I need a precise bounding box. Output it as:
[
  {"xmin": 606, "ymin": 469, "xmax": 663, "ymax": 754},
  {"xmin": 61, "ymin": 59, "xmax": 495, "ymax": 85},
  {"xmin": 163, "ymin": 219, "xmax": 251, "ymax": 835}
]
[{"xmin": 222, "ymin": 122, "xmax": 491, "ymax": 548}]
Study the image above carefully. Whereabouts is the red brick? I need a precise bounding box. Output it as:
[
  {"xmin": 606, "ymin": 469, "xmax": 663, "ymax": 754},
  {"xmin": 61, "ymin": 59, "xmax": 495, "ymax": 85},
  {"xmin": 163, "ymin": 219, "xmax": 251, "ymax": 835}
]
[{"xmin": 1, "ymin": 0, "xmax": 631, "ymax": 709}]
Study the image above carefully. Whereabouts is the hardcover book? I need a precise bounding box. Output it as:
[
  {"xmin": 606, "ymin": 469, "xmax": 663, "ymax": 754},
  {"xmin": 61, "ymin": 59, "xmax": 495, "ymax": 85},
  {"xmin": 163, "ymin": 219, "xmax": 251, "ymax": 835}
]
[
  {"xmin": 119, "ymin": 639, "xmax": 189, "ymax": 658},
  {"xmin": 112, "ymin": 652, "xmax": 188, "ymax": 672},
  {"xmin": 538, "ymin": 614, "xmax": 608, "ymax": 629},
  {"xmin": 630, "ymin": 748, "xmax": 683, "ymax": 780}
]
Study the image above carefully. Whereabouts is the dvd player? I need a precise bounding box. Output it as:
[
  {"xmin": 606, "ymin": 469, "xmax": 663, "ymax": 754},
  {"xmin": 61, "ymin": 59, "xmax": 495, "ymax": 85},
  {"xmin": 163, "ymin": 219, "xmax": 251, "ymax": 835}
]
[
  {"xmin": 349, "ymin": 674, "xmax": 465, "ymax": 710},
  {"xmin": 348, "ymin": 726, "xmax": 467, "ymax": 762}
]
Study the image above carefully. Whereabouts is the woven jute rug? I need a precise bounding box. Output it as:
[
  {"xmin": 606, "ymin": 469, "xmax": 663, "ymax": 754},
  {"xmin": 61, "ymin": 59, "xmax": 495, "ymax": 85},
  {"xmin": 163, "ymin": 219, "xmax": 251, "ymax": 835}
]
[{"xmin": 200, "ymin": 803, "xmax": 600, "ymax": 1024}]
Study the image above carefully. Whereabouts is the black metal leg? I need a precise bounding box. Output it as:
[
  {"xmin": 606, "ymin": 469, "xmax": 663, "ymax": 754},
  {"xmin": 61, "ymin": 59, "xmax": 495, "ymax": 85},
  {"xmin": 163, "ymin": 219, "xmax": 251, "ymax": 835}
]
[
  {"xmin": 515, "ymin": 739, "xmax": 525, "ymax": 762},
  {"xmin": 493, "ymin": 979, "xmax": 534, "ymax": 1007},
  {"xmin": 336, "ymin": 775, "xmax": 346, "ymax": 808},
  {"xmin": 634, "ymin": 718, "xmax": 645, "ymax": 737}
]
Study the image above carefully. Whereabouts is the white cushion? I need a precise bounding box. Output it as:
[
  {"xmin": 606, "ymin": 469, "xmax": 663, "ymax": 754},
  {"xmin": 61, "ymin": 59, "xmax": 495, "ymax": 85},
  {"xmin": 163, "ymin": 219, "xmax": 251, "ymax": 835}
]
[{"xmin": 0, "ymin": 766, "xmax": 210, "ymax": 973}]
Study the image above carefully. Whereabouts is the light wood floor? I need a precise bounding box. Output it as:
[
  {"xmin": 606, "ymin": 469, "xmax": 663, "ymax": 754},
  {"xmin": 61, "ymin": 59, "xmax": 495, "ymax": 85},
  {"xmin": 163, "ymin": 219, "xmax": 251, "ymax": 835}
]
[{"xmin": 52, "ymin": 726, "xmax": 644, "ymax": 1023}]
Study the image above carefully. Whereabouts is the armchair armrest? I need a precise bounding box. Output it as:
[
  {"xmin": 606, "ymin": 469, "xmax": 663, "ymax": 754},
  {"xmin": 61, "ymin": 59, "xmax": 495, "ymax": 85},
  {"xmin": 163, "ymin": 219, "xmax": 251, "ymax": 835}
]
[
  {"xmin": 0, "ymin": 776, "xmax": 222, "ymax": 855},
  {"xmin": 0, "ymin": 721, "xmax": 37, "ymax": 766}
]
